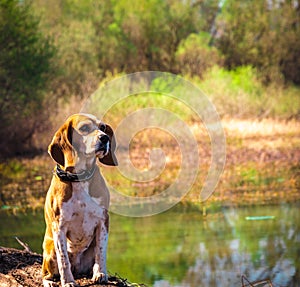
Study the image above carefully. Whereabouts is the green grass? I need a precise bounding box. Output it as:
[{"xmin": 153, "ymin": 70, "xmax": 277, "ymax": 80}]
[
  {"xmin": 91, "ymin": 67, "xmax": 300, "ymax": 124},
  {"xmin": 194, "ymin": 66, "xmax": 300, "ymax": 119},
  {"xmin": 101, "ymin": 92, "xmax": 198, "ymax": 126}
]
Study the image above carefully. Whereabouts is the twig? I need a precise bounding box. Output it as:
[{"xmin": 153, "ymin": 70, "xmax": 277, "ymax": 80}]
[{"xmin": 15, "ymin": 237, "xmax": 32, "ymax": 253}]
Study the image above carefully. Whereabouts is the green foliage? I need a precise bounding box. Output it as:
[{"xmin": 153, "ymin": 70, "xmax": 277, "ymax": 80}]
[
  {"xmin": 224, "ymin": 66, "xmax": 263, "ymax": 96},
  {"xmin": 215, "ymin": 0, "xmax": 300, "ymax": 84},
  {"xmin": 197, "ymin": 66, "xmax": 300, "ymax": 118},
  {"xmin": 175, "ymin": 32, "xmax": 223, "ymax": 78},
  {"xmin": 0, "ymin": 160, "xmax": 25, "ymax": 181},
  {"xmin": 31, "ymin": 0, "xmax": 100, "ymax": 99},
  {"xmin": 0, "ymin": 0, "xmax": 56, "ymax": 156},
  {"xmin": 94, "ymin": 0, "xmax": 201, "ymax": 74}
]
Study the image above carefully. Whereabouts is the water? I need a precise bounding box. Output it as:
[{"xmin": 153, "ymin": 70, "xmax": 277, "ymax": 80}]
[{"xmin": 0, "ymin": 203, "xmax": 299, "ymax": 287}]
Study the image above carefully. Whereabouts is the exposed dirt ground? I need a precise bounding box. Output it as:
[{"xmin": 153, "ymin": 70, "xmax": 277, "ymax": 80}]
[{"xmin": 0, "ymin": 247, "xmax": 145, "ymax": 287}]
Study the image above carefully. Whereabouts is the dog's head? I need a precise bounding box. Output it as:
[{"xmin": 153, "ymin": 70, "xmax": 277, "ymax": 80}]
[{"xmin": 48, "ymin": 113, "xmax": 118, "ymax": 168}]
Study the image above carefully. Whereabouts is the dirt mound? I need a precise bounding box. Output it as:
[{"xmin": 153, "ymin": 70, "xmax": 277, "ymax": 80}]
[{"xmin": 0, "ymin": 247, "xmax": 144, "ymax": 287}]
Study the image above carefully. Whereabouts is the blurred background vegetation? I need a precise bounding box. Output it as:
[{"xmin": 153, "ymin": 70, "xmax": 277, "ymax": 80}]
[{"xmin": 0, "ymin": 0, "xmax": 299, "ymax": 157}]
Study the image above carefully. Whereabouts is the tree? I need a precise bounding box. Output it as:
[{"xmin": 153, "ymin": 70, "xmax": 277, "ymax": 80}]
[
  {"xmin": 175, "ymin": 32, "xmax": 223, "ymax": 78},
  {"xmin": 0, "ymin": 0, "xmax": 56, "ymax": 156},
  {"xmin": 215, "ymin": 0, "xmax": 300, "ymax": 84},
  {"xmin": 93, "ymin": 0, "xmax": 202, "ymax": 74}
]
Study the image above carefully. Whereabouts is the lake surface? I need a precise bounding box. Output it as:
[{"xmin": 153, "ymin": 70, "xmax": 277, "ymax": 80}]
[{"xmin": 0, "ymin": 203, "xmax": 299, "ymax": 287}]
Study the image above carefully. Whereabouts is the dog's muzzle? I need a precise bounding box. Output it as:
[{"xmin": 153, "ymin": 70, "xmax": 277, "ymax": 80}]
[{"xmin": 95, "ymin": 135, "xmax": 109, "ymax": 155}]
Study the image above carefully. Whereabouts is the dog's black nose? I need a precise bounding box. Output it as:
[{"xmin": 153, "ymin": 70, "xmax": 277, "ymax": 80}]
[{"xmin": 100, "ymin": 135, "xmax": 109, "ymax": 144}]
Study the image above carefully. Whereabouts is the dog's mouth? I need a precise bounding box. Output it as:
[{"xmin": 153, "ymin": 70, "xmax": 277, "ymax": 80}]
[{"xmin": 95, "ymin": 142, "xmax": 109, "ymax": 157}]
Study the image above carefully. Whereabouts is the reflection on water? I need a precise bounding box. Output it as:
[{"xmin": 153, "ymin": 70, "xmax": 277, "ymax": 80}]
[{"xmin": 0, "ymin": 203, "xmax": 299, "ymax": 287}]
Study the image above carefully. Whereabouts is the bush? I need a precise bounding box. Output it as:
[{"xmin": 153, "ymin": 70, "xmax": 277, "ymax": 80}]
[
  {"xmin": 215, "ymin": 0, "xmax": 300, "ymax": 85},
  {"xmin": 175, "ymin": 33, "xmax": 223, "ymax": 78},
  {"xmin": 197, "ymin": 66, "xmax": 300, "ymax": 118},
  {"xmin": 0, "ymin": 0, "xmax": 56, "ymax": 157}
]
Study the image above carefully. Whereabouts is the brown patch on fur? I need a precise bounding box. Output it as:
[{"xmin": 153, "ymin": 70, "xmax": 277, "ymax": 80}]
[
  {"xmin": 104, "ymin": 209, "xmax": 109, "ymax": 232},
  {"xmin": 48, "ymin": 119, "xmax": 76, "ymax": 168},
  {"xmin": 42, "ymin": 177, "xmax": 73, "ymax": 279},
  {"xmin": 60, "ymin": 181, "xmax": 73, "ymax": 203}
]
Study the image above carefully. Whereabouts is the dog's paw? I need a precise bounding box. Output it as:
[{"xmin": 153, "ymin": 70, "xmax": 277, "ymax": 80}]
[
  {"xmin": 43, "ymin": 279, "xmax": 59, "ymax": 287},
  {"xmin": 63, "ymin": 282, "xmax": 78, "ymax": 287},
  {"xmin": 92, "ymin": 272, "xmax": 108, "ymax": 284}
]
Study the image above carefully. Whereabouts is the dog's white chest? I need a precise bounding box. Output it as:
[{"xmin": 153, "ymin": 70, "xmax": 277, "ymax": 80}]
[{"xmin": 59, "ymin": 182, "xmax": 105, "ymax": 250}]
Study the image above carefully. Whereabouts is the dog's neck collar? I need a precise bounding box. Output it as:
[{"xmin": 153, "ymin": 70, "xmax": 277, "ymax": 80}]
[{"xmin": 55, "ymin": 163, "xmax": 96, "ymax": 182}]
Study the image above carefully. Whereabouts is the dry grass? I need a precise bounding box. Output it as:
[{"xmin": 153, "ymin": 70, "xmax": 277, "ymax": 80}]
[
  {"xmin": 103, "ymin": 118, "xmax": 300, "ymax": 206},
  {"xmin": 223, "ymin": 118, "xmax": 299, "ymax": 138}
]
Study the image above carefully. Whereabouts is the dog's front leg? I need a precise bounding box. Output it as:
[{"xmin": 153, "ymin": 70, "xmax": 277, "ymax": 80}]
[
  {"xmin": 53, "ymin": 227, "xmax": 76, "ymax": 287},
  {"xmin": 92, "ymin": 209, "xmax": 109, "ymax": 283}
]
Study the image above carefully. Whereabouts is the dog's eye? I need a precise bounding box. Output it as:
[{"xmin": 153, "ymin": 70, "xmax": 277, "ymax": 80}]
[
  {"xmin": 79, "ymin": 124, "xmax": 90, "ymax": 133},
  {"xmin": 99, "ymin": 123, "xmax": 106, "ymax": 132}
]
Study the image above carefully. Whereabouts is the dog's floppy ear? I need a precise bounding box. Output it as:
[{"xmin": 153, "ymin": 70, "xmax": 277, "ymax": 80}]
[
  {"xmin": 48, "ymin": 136, "xmax": 65, "ymax": 166},
  {"xmin": 48, "ymin": 120, "xmax": 74, "ymax": 167},
  {"xmin": 99, "ymin": 124, "xmax": 118, "ymax": 166}
]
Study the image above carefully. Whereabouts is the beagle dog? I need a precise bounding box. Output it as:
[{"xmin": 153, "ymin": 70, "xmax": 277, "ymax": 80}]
[{"xmin": 42, "ymin": 113, "xmax": 117, "ymax": 287}]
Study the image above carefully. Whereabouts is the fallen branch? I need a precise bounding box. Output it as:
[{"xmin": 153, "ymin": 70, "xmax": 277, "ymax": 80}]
[{"xmin": 15, "ymin": 237, "xmax": 32, "ymax": 253}]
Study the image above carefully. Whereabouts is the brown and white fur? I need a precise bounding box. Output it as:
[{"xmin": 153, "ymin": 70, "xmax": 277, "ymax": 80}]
[{"xmin": 42, "ymin": 113, "xmax": 117, "ymax": 287}]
